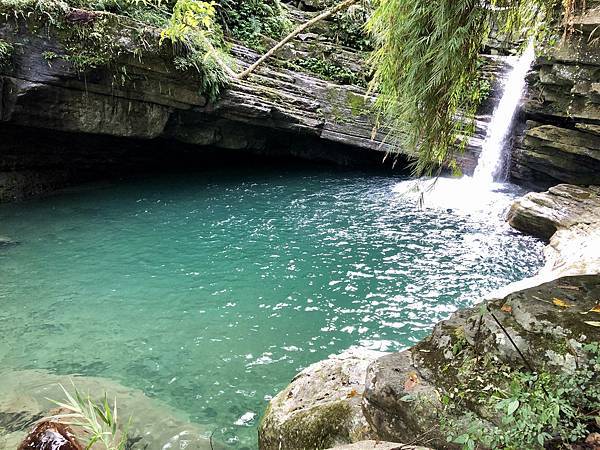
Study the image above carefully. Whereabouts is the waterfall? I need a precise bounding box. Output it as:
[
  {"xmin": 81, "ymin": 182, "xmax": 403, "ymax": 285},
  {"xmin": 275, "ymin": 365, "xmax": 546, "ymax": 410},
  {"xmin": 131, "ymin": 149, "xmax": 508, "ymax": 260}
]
[
  {"xmin": 472, "ymin": 42, "xmax": 535, "ymax": 186},
  {"xmin": 392, "ymin": 42, "xmax": 536, "ymax": 213}
]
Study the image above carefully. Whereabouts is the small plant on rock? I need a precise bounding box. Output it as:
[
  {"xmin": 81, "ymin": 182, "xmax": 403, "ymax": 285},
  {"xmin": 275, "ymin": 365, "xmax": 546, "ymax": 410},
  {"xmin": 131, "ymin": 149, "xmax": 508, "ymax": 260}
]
[
  {"xmin": 0, "ymin": 38, "xmax": 14, "ymax": 69},
  {"xmin": 445, "ymin": 342, "xmax": 600, "ymax": 449},
  {"xmin": 44, "ymin": 383, "xmax": 131, "ymax": 450}
]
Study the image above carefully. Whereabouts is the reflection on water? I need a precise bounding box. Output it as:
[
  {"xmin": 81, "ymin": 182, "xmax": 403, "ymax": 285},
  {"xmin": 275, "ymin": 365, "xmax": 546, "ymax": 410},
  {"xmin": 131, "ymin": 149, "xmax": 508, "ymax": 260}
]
[{"xmin": 0, "ymin": 168, "xmax": 544, "ymax": 448}]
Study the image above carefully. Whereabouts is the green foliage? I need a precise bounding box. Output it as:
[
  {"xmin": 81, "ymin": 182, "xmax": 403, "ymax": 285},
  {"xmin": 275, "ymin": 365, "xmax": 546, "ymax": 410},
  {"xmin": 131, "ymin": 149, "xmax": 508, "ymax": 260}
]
[
  {"xmin": 46, "ymin": 383, "xmax": 131, "ymax": 450},
  {"xmin": 159, "ymin": 0, "xmax": 229, "ymax": 100},
  {"xmin": 282, "ymin": 56, "xmax": 363, "ymax": 86},
  {"xmin": 0, "ymin": 0, "xmax": 228, "ymax": 99},
  {"xmin": 173, "ymin": 49, "xmax": 229, "ymax": 100},
  {"xmin": 217, "ymin": 0, "xmax": 290, "ymax": 50},
  {"xmin": 160, "ymin": 0, "xmax": 216, "ymax": 44},
  {"xmin": 445, "ymin": 342, "xmax": 600, "ymax": 450},
  {"xmin": 329, "ymin": 3, "xmax": 372, "ymax": 51},
  {"xmin": 367, "ymin": 0, "xmax": 559, "ymax": 175},
  {"xmin": 0, "ymin": 38, "xmax": 13, "ymax": 69}
]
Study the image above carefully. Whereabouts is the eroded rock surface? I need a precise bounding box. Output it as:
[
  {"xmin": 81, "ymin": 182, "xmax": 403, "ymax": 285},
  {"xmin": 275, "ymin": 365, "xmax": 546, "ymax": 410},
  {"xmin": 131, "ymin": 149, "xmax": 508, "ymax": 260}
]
[
  {"xmin": 507, "ymin": 184, "xmax": 600, "ymax": 239},
  {"xmin": 507, "ymin": 184, "xmax": 600, "ymax": 281},
  {"xmin": 0, "ymin": 0, "xmax": 513, "ymax": 202},
  {"xmin": 258, "ymin": 348, "xmax": 385, "ymax": 450}
]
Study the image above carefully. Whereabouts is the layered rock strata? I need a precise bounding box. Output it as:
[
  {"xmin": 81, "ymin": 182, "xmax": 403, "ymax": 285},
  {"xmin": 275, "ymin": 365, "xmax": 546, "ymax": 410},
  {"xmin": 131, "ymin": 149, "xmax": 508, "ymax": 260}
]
[
  {"xmin": 510, "ymin": 6, "xmax": 600, "ymax": 188},
  {"xmin": 0, "ymin": 1, "xmax": 511, "ymax": 202}
]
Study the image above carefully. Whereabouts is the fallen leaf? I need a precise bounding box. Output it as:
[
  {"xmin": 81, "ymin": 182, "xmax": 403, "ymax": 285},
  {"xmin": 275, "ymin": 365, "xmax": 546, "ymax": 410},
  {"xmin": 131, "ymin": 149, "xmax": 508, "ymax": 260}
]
[
  {"xmin": 346, "ymin": 389, "xmax": 358, "ymax": 398},
  {"xmin": 501, "ymin": 304, "xmax": 513, "ymax": 313},
  {"xmin": 584, "ymin": 321, "xmax": 600, "ymax": 327},
  {"xmin": 590, "ymin": 304, "xmax": 600, "ymax": 313},
  {"xmin": 404, "ymin": 372, "xmax": 419, "ymax": 392},
  {"xmin": 553, "ymin": 298, "xmax": 572, "ymax": 308}
]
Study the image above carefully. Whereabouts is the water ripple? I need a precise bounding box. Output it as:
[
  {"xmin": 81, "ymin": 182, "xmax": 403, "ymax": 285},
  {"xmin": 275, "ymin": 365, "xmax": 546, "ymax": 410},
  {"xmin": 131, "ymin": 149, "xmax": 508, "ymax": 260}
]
[{"xmin": 0, "ymin": 169, "xmax": 544, "ymax": 448}]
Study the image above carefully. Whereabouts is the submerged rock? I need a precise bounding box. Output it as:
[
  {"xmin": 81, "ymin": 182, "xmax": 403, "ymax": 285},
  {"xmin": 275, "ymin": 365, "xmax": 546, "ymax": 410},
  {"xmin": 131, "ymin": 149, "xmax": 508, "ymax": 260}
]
[
  {"xmin": 258, "ymin": 347, "xmax": 386, "ymax": 450},
  {"xmin": 0, "ymin": 370, "xmax": 224, "ymax": 450},
  {"xmin": 0, "ymin": 235, "xmax": 18, "ymax": 247}
]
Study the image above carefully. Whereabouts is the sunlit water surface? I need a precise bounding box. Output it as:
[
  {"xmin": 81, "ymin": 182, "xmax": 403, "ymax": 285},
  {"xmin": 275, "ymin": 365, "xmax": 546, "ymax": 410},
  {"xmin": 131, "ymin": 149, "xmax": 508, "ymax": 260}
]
[{"xmin": 0, "ymin": 168, "xmax": 544, "ymax": 448}]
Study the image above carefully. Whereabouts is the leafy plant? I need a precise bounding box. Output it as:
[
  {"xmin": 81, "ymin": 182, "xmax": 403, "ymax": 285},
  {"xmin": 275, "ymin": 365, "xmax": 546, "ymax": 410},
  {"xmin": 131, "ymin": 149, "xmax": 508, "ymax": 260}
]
[
  {"xmin": 282, "ymin": 56, "xmax": 363, "ymax": 85},
  {"xmin": 0, "ymin": 38, "xmax": 13, "ymax": 69},
  {"xmin": 330, "ymin": 2, "xmax": 372, "ymax": 51},
  {"xmin": 44, "ymin": 383, "xmax": 131, "ymax": 450},
  {"xmin": 216, "ymin": 0, "xmax": 290, "ymax": 50},
  {"xmin": 445, "ymin": 342, "xmax": 600, "ymax": 449},
  {"xmin": 159, "ymin": 0, "xmax": 231, "ymax": 100},
  {"xmin": 367, "ymin": 0, "xmax": 564, "ymax": 175},
  {"xmin": 160, "ymin": 0, "xmax": 217, "ymax": 44}
]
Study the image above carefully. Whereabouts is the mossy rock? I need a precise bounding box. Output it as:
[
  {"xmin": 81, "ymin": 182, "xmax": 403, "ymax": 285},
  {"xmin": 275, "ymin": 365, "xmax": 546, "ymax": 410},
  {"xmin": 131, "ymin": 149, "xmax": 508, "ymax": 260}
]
[{"xmin": 258, "ymin": 348, "xmax": 383, "ymax": 450}]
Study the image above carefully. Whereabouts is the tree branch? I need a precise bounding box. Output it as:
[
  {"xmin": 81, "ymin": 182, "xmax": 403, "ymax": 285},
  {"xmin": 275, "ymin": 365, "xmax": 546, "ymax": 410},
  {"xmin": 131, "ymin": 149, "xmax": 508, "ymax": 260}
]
[{"xmin": 235, "ymin": 0, "xmax": 359, "ymax": 80}]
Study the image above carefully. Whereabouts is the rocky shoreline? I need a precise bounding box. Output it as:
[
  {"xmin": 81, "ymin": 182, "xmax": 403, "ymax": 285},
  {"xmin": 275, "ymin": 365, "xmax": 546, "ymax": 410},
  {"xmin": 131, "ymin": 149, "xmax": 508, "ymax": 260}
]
[{"xmin": 258, "ymin": 184, "xmax": 600, "ymax": 449}]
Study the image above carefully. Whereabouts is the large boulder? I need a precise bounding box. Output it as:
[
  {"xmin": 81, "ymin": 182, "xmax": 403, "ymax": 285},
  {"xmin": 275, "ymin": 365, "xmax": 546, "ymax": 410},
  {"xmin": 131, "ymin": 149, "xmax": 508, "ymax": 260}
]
[
  {"xmin": 361, "ymin": 274, "xmax": 600, "ymax": 446},
  {"xmin": 506, "ymin": 184, "xmax": 600, "ymax": 239},
  {"xmin": 507, "ymin": 184, "xmax": 600, "ymax": 280},
  {"xmin": 258, "ymin": 348, "xmax": 385, "ymax": 450}
]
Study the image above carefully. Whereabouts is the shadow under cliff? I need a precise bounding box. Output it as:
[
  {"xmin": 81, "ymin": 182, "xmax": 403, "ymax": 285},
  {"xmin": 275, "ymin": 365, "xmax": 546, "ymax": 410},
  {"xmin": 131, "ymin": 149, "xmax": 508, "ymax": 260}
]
[{"xmin": 0, "ymin": 124, "xmax": 410, "ymax": 202}]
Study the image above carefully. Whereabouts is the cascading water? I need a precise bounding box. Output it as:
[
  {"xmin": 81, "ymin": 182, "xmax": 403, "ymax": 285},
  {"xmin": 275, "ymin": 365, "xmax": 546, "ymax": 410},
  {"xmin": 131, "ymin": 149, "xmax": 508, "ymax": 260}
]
[
  {"xmin": 393, "ymin": 42, "xmax": 536, "ymax": 214},
  {"xmin": 472, "ymin": 42, "xmax": 536, "ymax": 185}
]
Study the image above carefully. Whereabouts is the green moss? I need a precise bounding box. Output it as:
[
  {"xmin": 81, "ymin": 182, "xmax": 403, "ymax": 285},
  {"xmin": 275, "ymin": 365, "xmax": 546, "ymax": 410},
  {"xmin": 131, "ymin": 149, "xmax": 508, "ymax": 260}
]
[
  {"xmin": 261, "ymin": 400, "xmax": 354, "ymax": 450},
  {"xmin": 0, "ymin": 38, "xmax": 13, "ymax": 69},
  {"xmin": 282, "ymin": 56, "xmax": 363, "ymax": 86},
  {"xmin": 324, "ymin": 87, "xmax": 349, "ymax": 124},
  {"xmin": 346, "ymin": 91, "xmax": 368, "ymax": 117},
  {"xmin": 219, "ymin": 0, "xmax": 290, "ymax": 51}
]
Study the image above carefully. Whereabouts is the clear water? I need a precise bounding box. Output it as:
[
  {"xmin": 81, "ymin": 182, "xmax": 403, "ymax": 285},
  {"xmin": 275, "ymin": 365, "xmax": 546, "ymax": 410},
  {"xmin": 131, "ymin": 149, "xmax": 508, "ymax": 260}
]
[{"xmin": 0, "ymin": 168, "xmax": 544, "ymax": 448}]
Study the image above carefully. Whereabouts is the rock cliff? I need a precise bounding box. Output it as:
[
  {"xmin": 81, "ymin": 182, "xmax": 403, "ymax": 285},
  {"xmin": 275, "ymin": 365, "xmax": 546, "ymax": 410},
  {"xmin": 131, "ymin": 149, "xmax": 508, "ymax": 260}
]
[
  {"xmin": 510, "ymin": 6, "xmax": 600, "ymax": 189},
  {"xmin": 0, "ymin": 0, "xmax": 509, "ymax": 202}
]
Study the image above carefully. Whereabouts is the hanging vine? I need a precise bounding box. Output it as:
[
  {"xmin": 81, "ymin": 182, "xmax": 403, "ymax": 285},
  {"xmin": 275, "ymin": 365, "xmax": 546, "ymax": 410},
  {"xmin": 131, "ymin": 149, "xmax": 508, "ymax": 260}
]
[{"xmin": 366, "ymin": 0, "xmax": 575, "ymax": 175}]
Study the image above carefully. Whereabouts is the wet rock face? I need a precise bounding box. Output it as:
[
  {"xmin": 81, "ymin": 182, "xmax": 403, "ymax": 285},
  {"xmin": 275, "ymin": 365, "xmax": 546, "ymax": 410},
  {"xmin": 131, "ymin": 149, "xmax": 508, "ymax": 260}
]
[
  {"xmin": 0, "ymin": 1, "xmax": 511, "ymax": 202},
  {"xmin": 0, "ymin": 9, "xmax": 406, "ymax": 203},
  {"xmin": 507, "ymin": 184, "xmax": 600, "ymax": 239},
  {"xmin": 510, "ymin": 8, "xmax": 600, "ymax": 189},
  {"xmin": 258, "ymin": 348, "xmax": 385, "ymax": 450}
]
